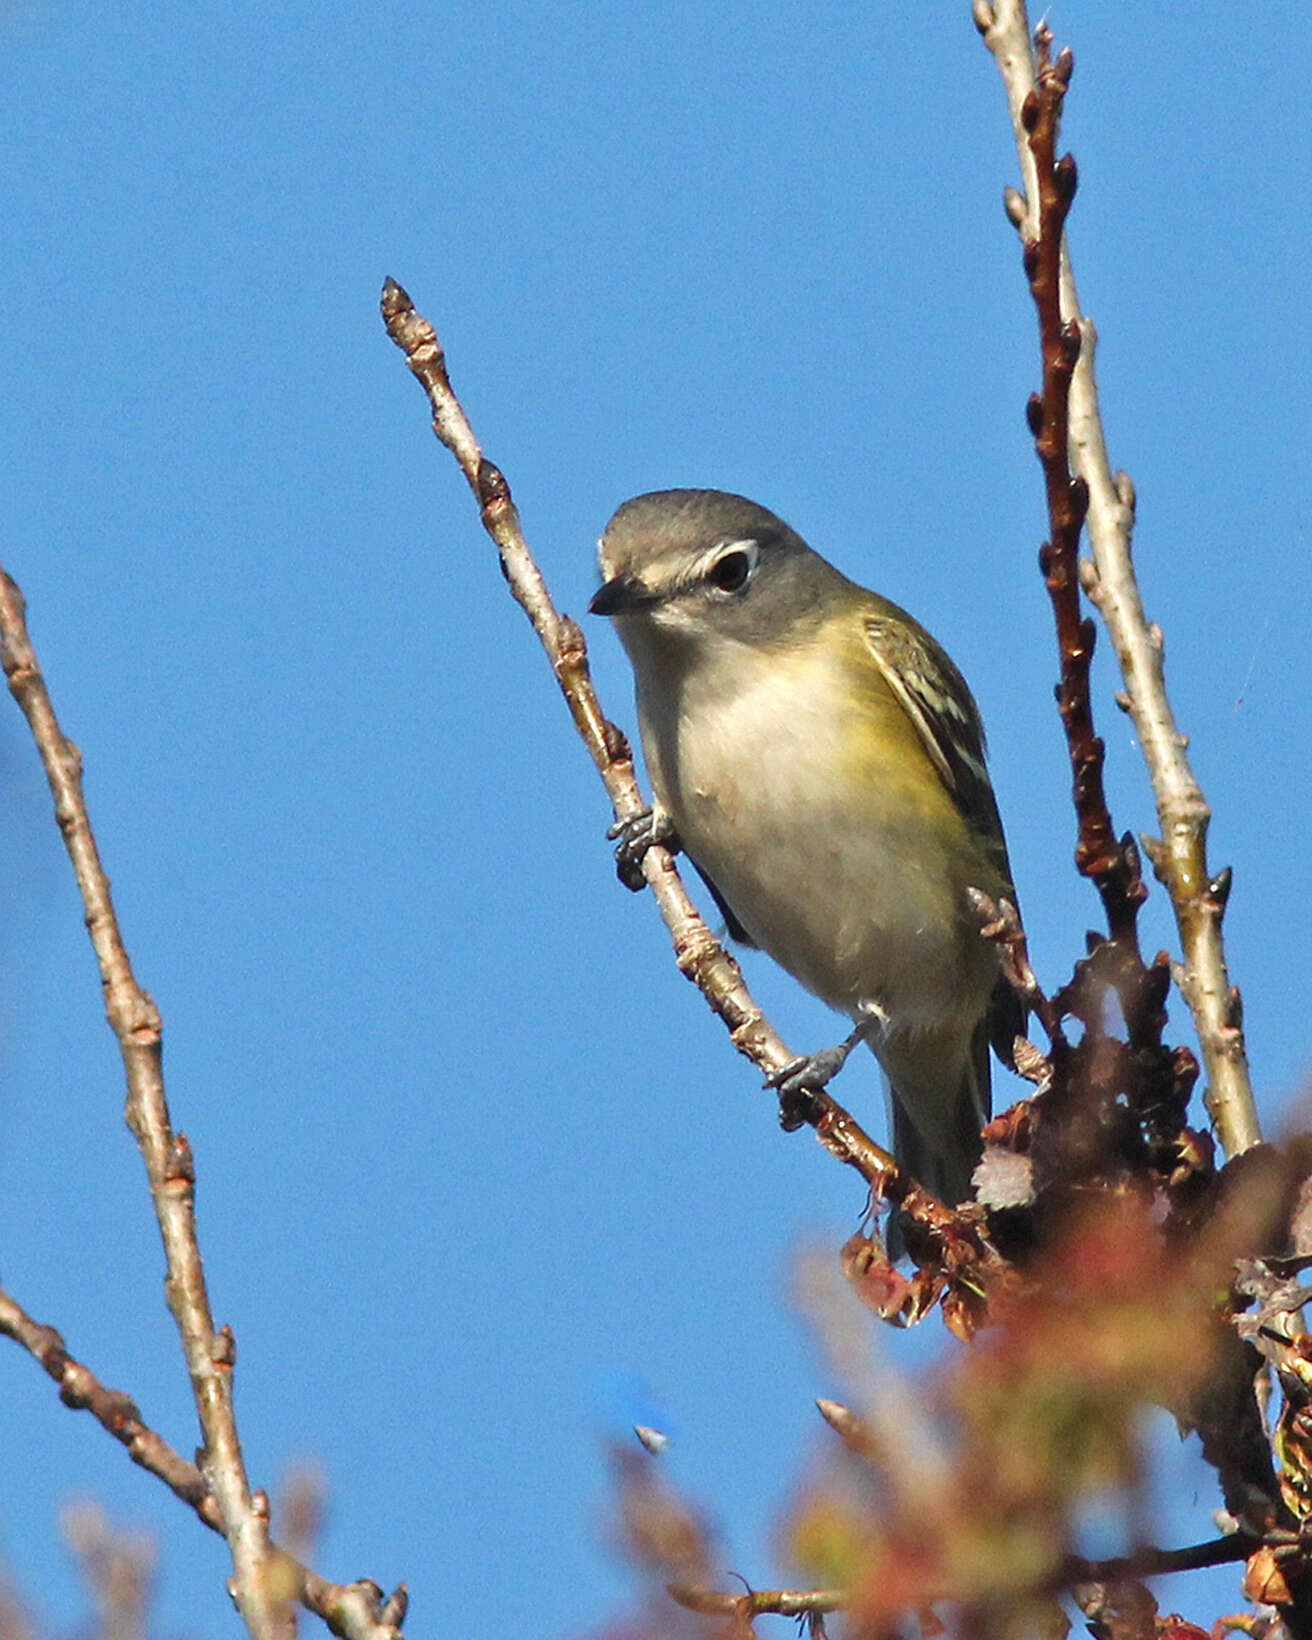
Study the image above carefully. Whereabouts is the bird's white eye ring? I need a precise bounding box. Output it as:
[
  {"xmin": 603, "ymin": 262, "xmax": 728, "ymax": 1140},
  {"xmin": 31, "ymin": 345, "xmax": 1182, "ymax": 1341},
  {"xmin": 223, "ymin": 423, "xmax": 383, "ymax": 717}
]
[{"xmin": 706, "ymin": 540, "xmax": 757, "ymax": 594}]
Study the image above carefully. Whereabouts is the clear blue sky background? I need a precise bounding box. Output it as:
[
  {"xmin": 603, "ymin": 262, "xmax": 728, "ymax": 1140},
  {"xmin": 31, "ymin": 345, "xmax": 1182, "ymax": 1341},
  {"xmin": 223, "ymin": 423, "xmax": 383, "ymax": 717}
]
[{"xmin": 0, "ymin": 4, "xmax": 1308, "ymax": 1635}]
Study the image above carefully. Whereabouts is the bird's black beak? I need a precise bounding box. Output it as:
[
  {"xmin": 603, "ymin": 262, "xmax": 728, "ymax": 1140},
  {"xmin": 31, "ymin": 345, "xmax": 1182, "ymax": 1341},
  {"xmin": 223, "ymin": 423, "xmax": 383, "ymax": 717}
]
[{"xmin": 588, "ymin": 572, "xmax": 658, "ymax": 617}]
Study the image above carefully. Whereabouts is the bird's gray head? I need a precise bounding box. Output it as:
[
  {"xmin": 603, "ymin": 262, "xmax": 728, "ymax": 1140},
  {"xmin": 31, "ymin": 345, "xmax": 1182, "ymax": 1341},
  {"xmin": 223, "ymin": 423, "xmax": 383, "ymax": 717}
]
[{"xmin": 590, "ymin": 489, "xmax": 848, "ymax": 651}]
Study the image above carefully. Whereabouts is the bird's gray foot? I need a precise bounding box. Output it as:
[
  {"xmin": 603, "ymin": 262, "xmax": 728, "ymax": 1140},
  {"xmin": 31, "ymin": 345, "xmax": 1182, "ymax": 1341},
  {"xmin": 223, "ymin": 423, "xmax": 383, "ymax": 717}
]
[
  {"xmin": 766, "ymin": 1021, "xmax": 873, "ymax": 1131},
  {"xmin": 607, "ymin": 807, "xmax": 679, "ymax": 891}
]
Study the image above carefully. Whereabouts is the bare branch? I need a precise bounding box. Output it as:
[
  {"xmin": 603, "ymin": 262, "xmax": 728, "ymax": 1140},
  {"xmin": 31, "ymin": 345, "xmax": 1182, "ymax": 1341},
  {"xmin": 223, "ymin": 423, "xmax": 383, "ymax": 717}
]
[
  {"xmin": 0, "ymin": 1285, "xmax": 217, "ymax": 1523},
  {"xmin": 975, "ymin": 0, "xmax": 1258, "ymax": 1157},
  {"xmin": 0, "ymin": 1284, "xmax": 406, "ymax": 1640},
  {"xmin": 379, "ymin": 277, "xmax": 1001, "ymax": 1277},
  {"xmin": 0, "ymin": 570, "xmax": 291, "ymax": 1638}
]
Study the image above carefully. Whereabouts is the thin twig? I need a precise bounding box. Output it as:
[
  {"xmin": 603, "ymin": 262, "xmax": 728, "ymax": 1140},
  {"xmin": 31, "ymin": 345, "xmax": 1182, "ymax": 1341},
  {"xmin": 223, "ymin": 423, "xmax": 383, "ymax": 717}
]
[
  {"xmin": 1018, "ymin": 34, "xmax": 1147, "ymax": 956},
  {"xmin": 0, "ymin": 574, "xmax": 292, "ymax": 1640},
  {"xmin": 0, "ymin": 1284, "xmax": 407, "ymax": 1640},
  {"xmin": 668, "ymin": 1584, "xmax": 845, "ymax": 1619},
  {"xmin": 666, "ymin": 1534, "xmax": 1252, "ymax": 1625},
  {"xmin": 1059, "ymin": 1534, "xmax": 1252, "ymax": 1586},
  {"xmin": 968, "ymin": 888, "xmax": 1061, "ymax": 1045},
  {"xmin": 379, "ymin": 277, "xmax": 998, "ymax": 1272},
  {"xmin": 0, "ymin": 1285, "xmax": 217, "ymax": 1521},
  {"xmin": 974, "ymin": 0, "xmax": 1258, "ymax": 1158}
]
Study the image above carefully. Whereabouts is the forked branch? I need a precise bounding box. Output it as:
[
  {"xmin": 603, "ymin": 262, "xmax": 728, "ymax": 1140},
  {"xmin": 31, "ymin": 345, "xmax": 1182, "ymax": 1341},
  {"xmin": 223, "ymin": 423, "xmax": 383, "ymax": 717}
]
[
  {"xmin": 0, "ymin": 1284, "xmax": 407, "ymax": 1640},
  {"xmin": 0, "ymin": 573, "xmax": 294, "ymax": 1640},
  {"xmin": 974, "ymin": 0, "xmax": 1258, "ymax": 1157}
]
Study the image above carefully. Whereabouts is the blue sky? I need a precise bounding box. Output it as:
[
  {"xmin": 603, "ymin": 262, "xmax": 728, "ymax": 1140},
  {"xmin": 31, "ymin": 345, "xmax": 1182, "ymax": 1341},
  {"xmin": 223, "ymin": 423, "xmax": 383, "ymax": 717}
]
[{"xmin": 0, "ymin": 3, "xmax": 1308, "ymax": 1635}]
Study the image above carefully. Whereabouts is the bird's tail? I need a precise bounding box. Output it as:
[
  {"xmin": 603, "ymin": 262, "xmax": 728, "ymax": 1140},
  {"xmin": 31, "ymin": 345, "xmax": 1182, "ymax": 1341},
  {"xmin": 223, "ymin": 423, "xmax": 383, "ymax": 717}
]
[{"xmin": 882, "ymin": 1018, "xmax": 991, "ymax": 1259}]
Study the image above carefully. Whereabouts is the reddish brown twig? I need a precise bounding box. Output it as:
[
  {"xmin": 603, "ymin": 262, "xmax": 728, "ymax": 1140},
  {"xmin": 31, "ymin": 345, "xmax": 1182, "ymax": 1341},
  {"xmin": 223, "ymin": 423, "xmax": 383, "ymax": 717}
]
[
  {"xmin": 995, "ymin": 31, "xmax": 1216, "ymax": 1173},
  {"xmin": 975, "ymin": 0, "xmax": 1257, "ymax": 1159},
  {"xmin": 379, "ymin": 277, "xmax": 1000, "ymax": 1290},
  {"xmin": 0, "ymin": 1284, "xmax": 407, "ymax": 1640},
  {"xmin": 968, "ymin": 888, "xmax": 1060, "ymax": 1047},
  {"xmin": 1020, "ymin": 40, "xmax": 1145, "ymax": 957}
]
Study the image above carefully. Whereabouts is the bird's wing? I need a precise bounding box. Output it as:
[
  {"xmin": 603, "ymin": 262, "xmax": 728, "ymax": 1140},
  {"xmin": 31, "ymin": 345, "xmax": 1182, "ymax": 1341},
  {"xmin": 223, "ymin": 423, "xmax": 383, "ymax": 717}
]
[
  {"xmin": 862, "ymin": 612, "xmax": 1009, "ymax": 883},
  {"xmin": 864, "ymin": 612, "xmax": 1025, "ymax": 1066},
  {"xmin": 691, "ymin": 859, "xmax": 757, "ymax": 947}
]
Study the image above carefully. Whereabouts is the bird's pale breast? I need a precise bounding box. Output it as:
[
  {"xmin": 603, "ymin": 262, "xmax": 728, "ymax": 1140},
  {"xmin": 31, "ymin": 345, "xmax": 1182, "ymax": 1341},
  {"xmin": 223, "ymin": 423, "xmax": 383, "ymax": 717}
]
[{"xmin": 634, "ymin": 623, "xmax": 998, "ymax": 1035}]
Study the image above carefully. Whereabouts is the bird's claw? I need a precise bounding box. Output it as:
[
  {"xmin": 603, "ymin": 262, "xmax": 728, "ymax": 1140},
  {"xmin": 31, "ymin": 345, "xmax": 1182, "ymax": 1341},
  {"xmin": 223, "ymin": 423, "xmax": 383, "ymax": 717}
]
[
  {"xmin": 767, "ymin": 1043, "xmax": 857, "ymax": 1095},
  {"xmin": 765, "ymin": 1023, "xmax": 873, "ymax": 1130},
  {"xmin": 607, "ymin": 807, "xmax": 678, "ymax": 891}
]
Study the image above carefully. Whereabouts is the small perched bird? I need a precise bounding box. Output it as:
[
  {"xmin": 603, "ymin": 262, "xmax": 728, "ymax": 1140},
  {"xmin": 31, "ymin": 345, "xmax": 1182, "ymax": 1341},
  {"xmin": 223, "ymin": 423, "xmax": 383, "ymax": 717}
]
[{"xmin": 590, "ymin": 488, "xmax": 1021, "ymax": 1219}]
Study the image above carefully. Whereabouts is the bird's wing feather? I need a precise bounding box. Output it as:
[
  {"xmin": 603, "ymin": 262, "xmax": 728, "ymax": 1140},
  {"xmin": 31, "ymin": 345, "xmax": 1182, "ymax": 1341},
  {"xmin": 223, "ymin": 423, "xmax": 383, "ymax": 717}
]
[
  {"xmin": 862, "ymin": 613, "xmax": 1009, "ymax": 882},
  {"xmin": 864, "ymin": 613, "xmax": 1025, "ymax": 1068},
  {"xmin": 691, "ymin": 860, "xmax": 756, "ymax": 947}
]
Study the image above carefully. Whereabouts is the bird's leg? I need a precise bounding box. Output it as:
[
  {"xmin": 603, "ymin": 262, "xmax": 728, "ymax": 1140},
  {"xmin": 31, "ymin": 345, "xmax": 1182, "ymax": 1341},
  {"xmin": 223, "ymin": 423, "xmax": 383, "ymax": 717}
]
[
  {"xmin": 767, "ymin": 1008, "xmax": 886, "ymax": 1131},
  {"xmin": 607, "ymin": 807, "xmax": 680, "ymax": 891}
]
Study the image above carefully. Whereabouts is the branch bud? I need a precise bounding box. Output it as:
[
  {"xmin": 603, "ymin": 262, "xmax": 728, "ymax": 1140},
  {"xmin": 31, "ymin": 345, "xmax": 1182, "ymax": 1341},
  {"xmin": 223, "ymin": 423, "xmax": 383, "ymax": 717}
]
[
  {"xmin": 1020, "ymin": 89, "xmax": 1040, "ymax": 133},
  {"xmin": 477, "ymin": 458, "xmax": 511, "ymax": 508},
  {"xmin": 603, "ymin": 721, "xmax": 632, "ymax": 765},
  {"xmin": 381, "ymin": 1586, "xmax": 410, "ymax": 1625}
]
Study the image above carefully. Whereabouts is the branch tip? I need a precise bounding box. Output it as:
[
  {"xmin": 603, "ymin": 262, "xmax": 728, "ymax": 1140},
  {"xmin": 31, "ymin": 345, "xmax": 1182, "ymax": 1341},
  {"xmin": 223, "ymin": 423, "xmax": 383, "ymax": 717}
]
[
  {"xmin": 380, "ymin": 1585, "xmax": 409, "ymax": 1625},
  {"xmin": 815, "ymin": 1397, "xmax": 857, "ymax": 1433},
  {"xmin": 379, "ymin": 276, "xmax": 411, "ymax": 317},
  {"xmin": 972, "ymin": 0, "xmax": 996, "ymax": 36}
]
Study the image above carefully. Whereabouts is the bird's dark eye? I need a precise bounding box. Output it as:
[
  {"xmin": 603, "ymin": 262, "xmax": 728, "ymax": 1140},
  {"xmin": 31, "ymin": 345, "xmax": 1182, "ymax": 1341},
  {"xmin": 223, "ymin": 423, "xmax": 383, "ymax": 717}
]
[{"xmin": 707, "ymin": 549, "xmax": 753, "ymax": 594}]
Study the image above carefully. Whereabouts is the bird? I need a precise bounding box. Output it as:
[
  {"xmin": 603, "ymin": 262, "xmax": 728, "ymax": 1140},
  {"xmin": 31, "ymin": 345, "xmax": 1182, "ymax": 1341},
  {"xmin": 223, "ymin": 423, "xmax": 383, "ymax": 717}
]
[{"xmin": 589, "ymin": 488, "xmax": 1022, "ymax": 1226}]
